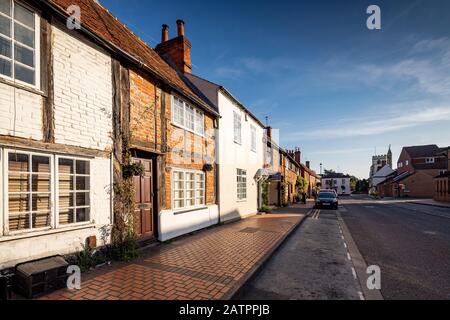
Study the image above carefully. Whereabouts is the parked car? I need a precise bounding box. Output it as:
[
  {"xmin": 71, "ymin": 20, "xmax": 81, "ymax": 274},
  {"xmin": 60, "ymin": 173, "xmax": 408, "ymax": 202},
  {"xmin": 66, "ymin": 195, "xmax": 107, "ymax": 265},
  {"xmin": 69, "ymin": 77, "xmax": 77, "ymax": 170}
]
[{"xmin": 315, "ymin": 191, "xmax": 339, "ymax": 210}]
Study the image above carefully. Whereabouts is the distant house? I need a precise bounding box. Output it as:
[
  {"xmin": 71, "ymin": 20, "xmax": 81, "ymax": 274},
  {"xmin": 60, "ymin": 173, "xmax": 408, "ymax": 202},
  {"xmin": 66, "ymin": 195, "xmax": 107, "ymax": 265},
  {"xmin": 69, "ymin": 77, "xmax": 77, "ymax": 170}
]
[
  {"xmin": 371, "ymin": 165, "xmax": 396, "ymax": 196},
  {"xmin": 280, "ymin": 149, "xmax": 301, "ymax": 204},
  {"xmin": 321, "ymin": 173, "xmax": 351, "ymax": 195},
  {"xmin": 434, "ymin": 148, "xmax": 450, "ymax": 203},
  {"xmin": 394, "ymin": 145, "xmax": 448, "ymax": 198},
  {"xmin": 264, "ymin": 127, "xmax": 282, "ymax": 207}
]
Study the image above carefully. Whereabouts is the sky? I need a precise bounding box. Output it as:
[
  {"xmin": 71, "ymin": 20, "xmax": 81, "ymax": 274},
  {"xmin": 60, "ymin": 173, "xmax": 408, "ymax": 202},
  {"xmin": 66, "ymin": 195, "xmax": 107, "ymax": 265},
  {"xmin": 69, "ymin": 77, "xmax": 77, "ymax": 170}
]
[{"xmin": 101, "ymin": 0, "xmax": 450, "ymax": 178}]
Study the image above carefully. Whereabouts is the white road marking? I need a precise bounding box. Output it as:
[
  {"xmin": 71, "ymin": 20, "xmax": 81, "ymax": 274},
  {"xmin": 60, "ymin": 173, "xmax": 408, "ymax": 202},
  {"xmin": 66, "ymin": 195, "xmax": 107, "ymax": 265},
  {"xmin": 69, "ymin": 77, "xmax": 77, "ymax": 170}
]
[
  {"xmin": 351, "ymin": 267, "xmax": 357, "ymax": 280},
  {"xmin": 344, "ymin": 242, "xmax": 348, "ymax": 249},
  {"xmin": 358, "ymin": 291, "xmax": 365, "ymax": 300},
  {"xmin": 347, "ymin": 253, "xmax": 352, "ymax": 261}
]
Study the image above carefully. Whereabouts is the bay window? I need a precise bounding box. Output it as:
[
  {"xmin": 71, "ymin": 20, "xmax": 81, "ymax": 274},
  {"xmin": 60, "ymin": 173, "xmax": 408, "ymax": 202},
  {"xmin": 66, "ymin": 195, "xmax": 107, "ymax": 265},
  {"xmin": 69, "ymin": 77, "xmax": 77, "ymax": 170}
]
[
  {"xmin": 0, "ymin": 0, "xmax": 39, "ymax": 86},
  {"xmin": 172, "ymin": 169, "xmax": 205, "ymax": 210},
  {"xmin": 172, "ymin": 96, "xmax": 204, "ymax": 135}
]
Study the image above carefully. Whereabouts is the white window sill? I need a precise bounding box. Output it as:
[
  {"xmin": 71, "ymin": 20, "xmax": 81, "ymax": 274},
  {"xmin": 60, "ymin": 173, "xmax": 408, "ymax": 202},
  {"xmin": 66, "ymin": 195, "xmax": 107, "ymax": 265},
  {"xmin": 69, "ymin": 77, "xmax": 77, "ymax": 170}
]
[
  {"xmin": 237, "ymin": 199, "xmax": 247, "ymax": 203},
  {"xmin": 173, "ymin": 206, "xmax": 208, "ymax": 215},
  {"xmin": 171, "ymin": 122, "xmax": 205, "ymax": 138},
  {"xmin": 0, "ymin": 223, "xmax": 98, "ymax": 243}
]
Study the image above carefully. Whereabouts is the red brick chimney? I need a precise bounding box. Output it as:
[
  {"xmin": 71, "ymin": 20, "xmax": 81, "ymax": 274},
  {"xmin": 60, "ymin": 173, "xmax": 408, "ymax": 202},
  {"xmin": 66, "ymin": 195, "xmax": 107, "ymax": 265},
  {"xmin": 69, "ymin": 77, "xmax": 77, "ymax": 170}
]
[
  {"xmin": 155, "ymin": 20, "xmax": 192, "ymax": 74},
  {"xmin": 294, "ymin": 148, "xmax": 301, "ymax": 164}
]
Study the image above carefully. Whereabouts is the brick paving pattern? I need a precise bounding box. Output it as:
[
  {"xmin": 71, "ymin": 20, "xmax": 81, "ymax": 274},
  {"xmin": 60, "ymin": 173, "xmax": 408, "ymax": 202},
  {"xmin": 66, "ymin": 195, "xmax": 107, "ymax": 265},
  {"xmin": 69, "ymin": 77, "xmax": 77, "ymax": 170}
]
[{"xmin": 40, "ymin": 206, "xmax": 308, "ymax": 300}]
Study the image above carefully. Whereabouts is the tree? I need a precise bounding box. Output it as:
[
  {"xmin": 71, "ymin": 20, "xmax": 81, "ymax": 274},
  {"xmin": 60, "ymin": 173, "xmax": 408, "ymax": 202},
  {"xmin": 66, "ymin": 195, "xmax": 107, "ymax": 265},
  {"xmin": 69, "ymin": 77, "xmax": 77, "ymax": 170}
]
[
  {"xmin": 297, "ymin": 176, "xmax": 309, "ymax": 195},
  {"xmin": 350, "ymin": 176, "xmax": 358, "ymax": 191}
]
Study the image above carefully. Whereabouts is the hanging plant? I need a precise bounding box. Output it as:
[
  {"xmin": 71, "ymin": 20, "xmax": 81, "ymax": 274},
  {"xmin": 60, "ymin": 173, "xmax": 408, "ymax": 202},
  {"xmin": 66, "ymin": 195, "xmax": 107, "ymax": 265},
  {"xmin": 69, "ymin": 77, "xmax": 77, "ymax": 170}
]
[
  {"xmin": 122, "ymin": 162, "xmax": 145, "ymax": 179},
  {"xmin": 203, "ymin": 163, "xmax": 214, "ymax": 172}
]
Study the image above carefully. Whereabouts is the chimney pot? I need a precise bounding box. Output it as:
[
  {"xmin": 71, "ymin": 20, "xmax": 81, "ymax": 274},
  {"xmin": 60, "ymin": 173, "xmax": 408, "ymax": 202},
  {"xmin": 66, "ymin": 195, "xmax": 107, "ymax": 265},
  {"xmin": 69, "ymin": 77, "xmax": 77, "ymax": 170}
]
[
  {"xmin": 177, "ymin": 19, "xmax": 185, "ymax": 37},
  {"xmin": 161, "ymin": 24, "xmax": 169, "ymax": 42},
  {"xmin": 306, "ymin": 161, "xmax": 310, "ymax": 169}
]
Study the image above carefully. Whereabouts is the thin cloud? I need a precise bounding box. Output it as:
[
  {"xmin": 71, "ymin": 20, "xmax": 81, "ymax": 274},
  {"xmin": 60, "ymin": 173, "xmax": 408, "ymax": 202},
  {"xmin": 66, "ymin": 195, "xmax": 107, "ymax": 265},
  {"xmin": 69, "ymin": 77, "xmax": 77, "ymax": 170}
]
[{"xmin": 285, "ymin": 105, "xmax": 450, "ymax": 141}]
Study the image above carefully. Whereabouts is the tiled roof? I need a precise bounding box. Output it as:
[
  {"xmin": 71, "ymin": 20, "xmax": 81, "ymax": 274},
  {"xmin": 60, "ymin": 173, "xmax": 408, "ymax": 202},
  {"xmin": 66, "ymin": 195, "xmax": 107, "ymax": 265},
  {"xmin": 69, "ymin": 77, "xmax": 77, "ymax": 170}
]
[{"xmin": 45, "ymin": 0, "xmax": 218, "ymax": 115}]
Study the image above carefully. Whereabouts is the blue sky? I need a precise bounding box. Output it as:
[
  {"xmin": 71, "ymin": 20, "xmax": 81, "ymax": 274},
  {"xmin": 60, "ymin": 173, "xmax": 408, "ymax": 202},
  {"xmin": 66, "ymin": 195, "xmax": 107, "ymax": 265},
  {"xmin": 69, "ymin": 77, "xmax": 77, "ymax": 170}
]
[{"xmin": 102, "ymin": 0, "xmax": 450, "ymax": 178}]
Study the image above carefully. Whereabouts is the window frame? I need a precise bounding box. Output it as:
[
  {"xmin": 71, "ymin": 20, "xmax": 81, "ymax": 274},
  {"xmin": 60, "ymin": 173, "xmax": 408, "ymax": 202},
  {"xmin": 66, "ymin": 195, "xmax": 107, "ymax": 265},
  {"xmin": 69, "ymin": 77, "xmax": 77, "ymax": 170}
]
[
  {"xmin": 3, "ymin": 149, "xmax": 54, "ymax": 235},
  {"xmin": 171, "ymin": 95, "xmax": 205, "ymax": 137},
  {"xmin": 236, "ymin": 168, "xmax": 247, "ymax": 201},
  {"xmin": 172, "ymin": 168, "xmax": 206, "ymax": 211},
  {"xmin": 55, "ymin": 155, "xmax": 92, "ymax": 228},
  {"xmin": 0, "ymin": 0, "xmax": 41, "ymax": 89}
]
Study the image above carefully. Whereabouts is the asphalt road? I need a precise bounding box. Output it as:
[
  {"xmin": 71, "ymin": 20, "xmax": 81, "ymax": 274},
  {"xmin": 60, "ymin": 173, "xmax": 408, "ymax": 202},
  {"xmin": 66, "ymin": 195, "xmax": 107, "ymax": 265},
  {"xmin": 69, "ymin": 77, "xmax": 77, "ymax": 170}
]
[
  {"xmin": 234, "ymin": 207, "xmax": 362, "ymax": 300},
  {"xmin": 340, "ymin": 195, "xmax": 450, "ymax": 300}
]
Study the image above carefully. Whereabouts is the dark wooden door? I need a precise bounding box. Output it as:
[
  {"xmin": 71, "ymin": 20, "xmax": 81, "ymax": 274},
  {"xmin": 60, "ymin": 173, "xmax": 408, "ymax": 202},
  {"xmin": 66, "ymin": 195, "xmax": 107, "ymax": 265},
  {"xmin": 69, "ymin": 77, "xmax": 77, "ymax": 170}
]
[{"xmin": 133, "ymin": 158, "xmax": 153, "ymax": 238}]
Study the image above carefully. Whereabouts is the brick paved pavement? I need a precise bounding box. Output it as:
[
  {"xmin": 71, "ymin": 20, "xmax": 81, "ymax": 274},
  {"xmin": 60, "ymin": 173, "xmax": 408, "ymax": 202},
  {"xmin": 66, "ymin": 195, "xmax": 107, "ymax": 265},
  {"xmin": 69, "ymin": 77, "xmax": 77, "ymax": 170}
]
[{"xmin": 40, "ymin": 204, "xmax": 311, "ymax": 300}]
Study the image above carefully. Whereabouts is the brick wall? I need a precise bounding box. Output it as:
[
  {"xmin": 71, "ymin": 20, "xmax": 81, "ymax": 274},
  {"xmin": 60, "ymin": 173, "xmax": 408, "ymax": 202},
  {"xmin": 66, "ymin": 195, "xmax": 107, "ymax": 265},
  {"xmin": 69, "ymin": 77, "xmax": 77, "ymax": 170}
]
[
  {"xmin": 0, "ymin": 82, "xmax": 43, "ymax": 140},
  {"xmin": 166, "ymin": 101, "xmax": 216, "ymax": 209},
  {"xmin": 129, "ymin": 70, "xmax": 163, "ymax": 152},
  {"xmin": 402, "ymin": 170, "xmax": 440, "ymax": 198},
  {"xmin": 52, "ymin": 26, "xmax": 113, "ymax": 151}
]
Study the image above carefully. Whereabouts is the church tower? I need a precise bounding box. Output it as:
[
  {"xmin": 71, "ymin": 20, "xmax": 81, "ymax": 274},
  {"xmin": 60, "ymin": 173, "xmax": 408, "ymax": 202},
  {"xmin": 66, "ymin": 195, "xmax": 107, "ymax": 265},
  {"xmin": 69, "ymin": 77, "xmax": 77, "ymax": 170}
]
[{"xmin": 387, "ymin": 145, "xmax": 393, "ymax": 168}]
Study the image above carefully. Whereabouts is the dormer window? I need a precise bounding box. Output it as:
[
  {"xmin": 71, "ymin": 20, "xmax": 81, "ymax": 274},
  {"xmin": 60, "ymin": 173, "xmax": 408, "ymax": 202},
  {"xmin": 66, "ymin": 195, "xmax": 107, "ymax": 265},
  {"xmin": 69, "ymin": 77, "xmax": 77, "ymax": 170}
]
[
  {"xmin": 425, "ymin": 157, "xmax": 435, "ymax": 164},
  {"xmin": 0, "ymin": 0, "xmax": 40, "ymax": 87}
]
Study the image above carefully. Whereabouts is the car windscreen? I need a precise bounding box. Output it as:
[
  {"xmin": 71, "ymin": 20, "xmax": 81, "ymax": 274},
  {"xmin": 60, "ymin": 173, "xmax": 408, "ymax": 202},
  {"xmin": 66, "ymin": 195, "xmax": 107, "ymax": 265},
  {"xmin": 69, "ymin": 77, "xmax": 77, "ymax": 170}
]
[{"xmin": 318, "ymin": 192, "xmax": 336, "ymax": 199}]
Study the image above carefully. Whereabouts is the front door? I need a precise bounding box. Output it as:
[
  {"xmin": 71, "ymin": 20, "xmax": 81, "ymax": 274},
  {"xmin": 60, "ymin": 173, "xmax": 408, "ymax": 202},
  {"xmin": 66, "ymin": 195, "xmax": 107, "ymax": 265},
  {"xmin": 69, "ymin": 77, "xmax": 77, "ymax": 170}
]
[{"xmin": 133, "ymin": 158, "xmax": 153, "ymax": 239}]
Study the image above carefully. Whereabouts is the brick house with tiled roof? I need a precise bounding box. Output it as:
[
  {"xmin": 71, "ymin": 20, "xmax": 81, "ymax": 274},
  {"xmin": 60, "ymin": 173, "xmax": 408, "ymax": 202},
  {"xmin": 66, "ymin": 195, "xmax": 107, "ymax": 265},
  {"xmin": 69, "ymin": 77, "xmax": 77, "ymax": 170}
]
[{"xmin": 0, "ymin": 0, "xmax": 220, "ymax": 269}]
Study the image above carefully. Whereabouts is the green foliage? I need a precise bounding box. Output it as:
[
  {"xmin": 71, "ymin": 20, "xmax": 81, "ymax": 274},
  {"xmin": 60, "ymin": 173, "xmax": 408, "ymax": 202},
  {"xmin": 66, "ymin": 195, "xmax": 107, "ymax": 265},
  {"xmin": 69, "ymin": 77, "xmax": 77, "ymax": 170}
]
[
  {"xmin": 76, "ymin": 245, "xmax": 96, "ymax": 273},
  {"xmin": 261, "ymin": 181, "xmax": 269, "ymax": 206},
  {"xmin": 259, "ymin": 205, "xmax": 272, "ymax": 213},
  {"xmin": 110, "ymin": 233, "xmax": 139, "ymax": 262},
  {"xmin": 297, "ymin": 176, "xmax": 309, "ymax": 194},
  {"xmin": 122, "ymin": 162, "xmax": 145, "ymax": 179}
]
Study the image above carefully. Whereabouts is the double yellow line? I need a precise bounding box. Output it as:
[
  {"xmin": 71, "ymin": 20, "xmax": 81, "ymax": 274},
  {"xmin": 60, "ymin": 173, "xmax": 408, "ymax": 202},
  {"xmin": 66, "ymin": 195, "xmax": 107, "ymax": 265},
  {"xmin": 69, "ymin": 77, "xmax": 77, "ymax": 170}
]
[{"xmin": 311, "ymin": 209, "xmax": 321, "ymax": 220}]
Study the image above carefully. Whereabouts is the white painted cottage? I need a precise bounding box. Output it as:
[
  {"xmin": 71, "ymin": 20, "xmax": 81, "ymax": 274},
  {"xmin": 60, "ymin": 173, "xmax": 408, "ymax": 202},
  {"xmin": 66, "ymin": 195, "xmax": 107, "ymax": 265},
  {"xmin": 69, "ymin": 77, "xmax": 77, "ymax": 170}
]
[
  {"xmin": 186, "ymin": 74, "xmax": 266, "ymax": 222},
  {"xmin": 0, "ymin": 0, "xmax": 114, "ymax": 269}
]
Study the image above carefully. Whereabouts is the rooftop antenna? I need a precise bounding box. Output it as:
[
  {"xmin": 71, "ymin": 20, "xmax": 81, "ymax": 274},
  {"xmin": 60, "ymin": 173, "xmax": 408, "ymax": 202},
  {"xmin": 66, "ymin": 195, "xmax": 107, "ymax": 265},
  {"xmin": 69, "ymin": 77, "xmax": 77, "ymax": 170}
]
[{"xmin": 265, "ymin": 116, "xmax": 269, "ymax": 127}]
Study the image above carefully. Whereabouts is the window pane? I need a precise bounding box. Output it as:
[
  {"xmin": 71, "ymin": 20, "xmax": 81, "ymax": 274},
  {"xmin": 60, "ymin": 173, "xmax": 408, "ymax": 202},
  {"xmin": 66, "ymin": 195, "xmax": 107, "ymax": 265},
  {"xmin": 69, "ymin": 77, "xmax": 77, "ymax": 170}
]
[
  {"xmin": 0, "ymin": 15, "xmax": 11, "ymax": 37},
  {"xmin": 59, "ymin": 175, "xmax": 73, "ymax": 193},
  {"xmin": 185, "ymin": 105, "xmax": 194, "ymax": 130},
  {"xmin": 14, "ymin": 22, "xmax": 34, "ymax": 47},
  {"xmin": 76, "ymin": 192, "xmax": 90, "ymax": 207},
  {"xmin": 59, "ymin": 193, "xmax": 74, "ymax": 208},
  {"xmin": 0, "ymin": 56, "xmax": 11, "ymax": 76},
  {"xmin": 195, "ymin": 110, "xmax": 204, "ymax": 135},
  {"xmin": 76, "ymin": 160, "xmax": 90, "ymax": 175},
  {"xmin": 173, "ymin": 98, "xmax": 184, "ymax": 126},
  {"xmin": 59, "ymin": 209, "xmax": 74, "ymax": 225},
  {"xmin": 14, "ymin": 63, "xmax": 34, "ymax": 84},
  {"xmin": 174, "ymin": 190, "xmax": 184, "ymax": 199},
  {"xmin": 59, "ymin": 158, "xmax": 74, "ymax": 174},
  {"xmin": 32, "ymin": 212, "xmax": 50, "ymax": 228},
  {"xmin": 14, "ymin": 43, "xmax": 33, "ymax": 67},
  {"xmin": 32, "ymin": 194, "xmax": 50, "ymax": 212},
  {"xmin": 0, "ymin": 0, "xmax": 11, "ymax": 16},
  {"xmin": 76, "ymin": 208, "xmax": 89, "ymax": 223},
  {"xmin": 32, "ymin": 175, "xmax": 50, "ymax": 192},
  {"xmin": 8, "ymin": 173, "xmax": 28, "ymax": 192},
  {"xmin": 14, "ymin": 3, "xmax": 34, "ymax": 29},
  {"xmin": 8, "ymin": 194, "xmax": 29, "ymax": 212},
  {"xmin": 9, "ymin": 213, "xmax": 29, "ymax": 231},
  {"xmin": 0, "ymin": 37, "xmax": 12, "ymax": 58},
  {"xmin": 32, "ymin": 155, "xmax": 50, "ymax": 173},
  {"xmin": 76, "ymin": 176, "xmax": 90, "ymax": 191},
  {"xmin": 174, "ymin": 200, "xmax": 184, "ymax": 209}
]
